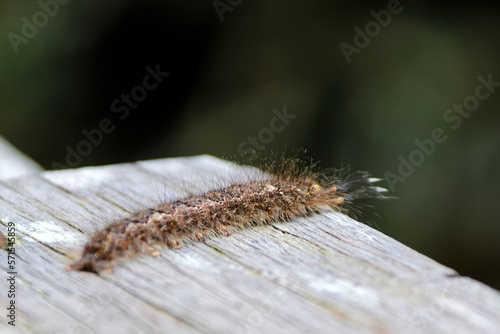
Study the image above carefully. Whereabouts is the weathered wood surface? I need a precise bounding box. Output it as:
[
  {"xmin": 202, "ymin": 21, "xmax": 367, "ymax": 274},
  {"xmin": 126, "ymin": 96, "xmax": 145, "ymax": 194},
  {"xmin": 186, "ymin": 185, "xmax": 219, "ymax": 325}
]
[
  {"xmin": 0, "ymin": 136, "xmax": 43, "ymax": 180},
  {"xmin": 0, "ymin": 155, "xmax": 499, "ymax": 334}
]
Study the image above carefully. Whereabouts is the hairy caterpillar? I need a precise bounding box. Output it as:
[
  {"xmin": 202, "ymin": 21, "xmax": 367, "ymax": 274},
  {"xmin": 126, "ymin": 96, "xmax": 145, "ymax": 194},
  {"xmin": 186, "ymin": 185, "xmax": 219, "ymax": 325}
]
[{"xmin": 67, "ymin": 155, "xmax": 388, "ymax": 273}]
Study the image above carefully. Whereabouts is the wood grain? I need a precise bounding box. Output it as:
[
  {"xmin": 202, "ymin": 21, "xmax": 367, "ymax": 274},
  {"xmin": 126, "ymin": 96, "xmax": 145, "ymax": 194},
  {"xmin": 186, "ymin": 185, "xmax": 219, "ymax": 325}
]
[{"xmin": 0, "ymin": 155, "xmax": 499, "ymax": 334}]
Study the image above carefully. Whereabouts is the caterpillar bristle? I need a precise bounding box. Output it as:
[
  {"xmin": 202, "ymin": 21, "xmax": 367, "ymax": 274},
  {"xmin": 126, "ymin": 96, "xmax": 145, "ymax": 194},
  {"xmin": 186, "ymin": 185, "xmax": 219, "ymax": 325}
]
[{"xmin": 68, "ymin": 154, "xmax": 390, "ymax": 274}]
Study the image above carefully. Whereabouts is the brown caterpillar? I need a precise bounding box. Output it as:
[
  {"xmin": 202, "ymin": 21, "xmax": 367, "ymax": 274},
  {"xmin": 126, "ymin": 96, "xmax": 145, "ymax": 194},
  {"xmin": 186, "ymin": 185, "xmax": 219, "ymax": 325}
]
[{"xmin": 67, "ymin": 156, "xmax": 387, "ymax": 273}]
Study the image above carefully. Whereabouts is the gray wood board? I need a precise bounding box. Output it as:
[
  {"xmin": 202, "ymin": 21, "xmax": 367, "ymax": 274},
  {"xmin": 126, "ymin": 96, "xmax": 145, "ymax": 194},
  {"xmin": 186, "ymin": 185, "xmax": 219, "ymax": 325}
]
[
  {"xmin": 0, "ymin": 135, "xmax": 43, "ymax": 180},
  {"xmin": 0, "ymin": 155, "xmax": 499, "ymax": 334}
]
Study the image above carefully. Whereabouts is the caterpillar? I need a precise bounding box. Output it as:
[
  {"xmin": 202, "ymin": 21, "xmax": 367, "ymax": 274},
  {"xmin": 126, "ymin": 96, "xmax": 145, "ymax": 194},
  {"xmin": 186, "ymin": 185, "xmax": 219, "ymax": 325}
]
[{"xmin": 67, "ymin": 155, "xmax": 388, "ymax": 274}]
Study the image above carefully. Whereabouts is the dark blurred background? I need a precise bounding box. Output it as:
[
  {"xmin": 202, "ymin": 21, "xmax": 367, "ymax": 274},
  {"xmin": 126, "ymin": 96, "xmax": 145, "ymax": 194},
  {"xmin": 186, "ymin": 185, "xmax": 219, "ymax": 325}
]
[{"xmin": 1, "ymin": 1, "xmax": 499, "ymax": 289}]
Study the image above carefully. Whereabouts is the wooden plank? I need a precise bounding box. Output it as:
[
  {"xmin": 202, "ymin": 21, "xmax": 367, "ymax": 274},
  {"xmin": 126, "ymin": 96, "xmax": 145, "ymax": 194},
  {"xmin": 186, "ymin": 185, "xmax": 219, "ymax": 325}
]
[
  {"xmin": 0, "ymin": 155, "xmax": 499, "ymax": 333},
  {"xmin": 0, "ymin": 136, "xmax": 43, "ymax": 180}
]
